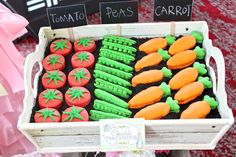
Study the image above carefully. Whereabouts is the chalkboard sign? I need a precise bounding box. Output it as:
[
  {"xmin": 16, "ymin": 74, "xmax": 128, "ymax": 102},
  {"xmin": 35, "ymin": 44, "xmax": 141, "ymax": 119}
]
[
  {"xmin": 100, "ymin": 0, "xmax": 138, "ymax": 24},
  {"xmin": 47, "ymin": 4, "xmax": 88, "ymax": 29},
  {"xmin": 154, "ymin": 0, "xmax": 193, "ymax": 21}
]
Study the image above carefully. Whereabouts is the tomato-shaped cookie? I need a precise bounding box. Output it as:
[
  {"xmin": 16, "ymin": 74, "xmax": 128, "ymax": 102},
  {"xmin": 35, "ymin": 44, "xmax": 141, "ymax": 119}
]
[
  {"xmin": 38, "ymin": 89, "xmax": 63, "ymax": 109},
  {"xmin": 65, "ymin": 87, "xmax": 91, "ymax": 107},
  {"xmin": 74, "ymin": 38, "xmax": 96, "ymax": 53},
  {"xmin": 50, "ymin": 39, "xmax": 72, "ymax": 56},
  {"xmin": 42, "ymin": 54, "xmax": 65, "ymax": 71},
  {"xmin": 34, "ymin": 107, "xmax": 61, "ymax": 123},
  {"xmin": 71, "ymin": 51, "xmax": 95, "ymax": 69},
  {"xmin": 62, "ymin": 106, "xmax": 89, "ymax": 122},
  {"xmin": 42, "ymin": 70, "xmax": 66, "ymax": 89},
  {"xmin": 68, "ymin": 68, "xmax": 91, "ymax": 87}
]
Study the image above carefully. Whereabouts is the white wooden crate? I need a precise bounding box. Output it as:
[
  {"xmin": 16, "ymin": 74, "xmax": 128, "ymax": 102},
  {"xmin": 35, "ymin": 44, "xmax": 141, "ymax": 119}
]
[{"xmin": 18, "ymin": 21, "xmax": 234, "ymax": 153}]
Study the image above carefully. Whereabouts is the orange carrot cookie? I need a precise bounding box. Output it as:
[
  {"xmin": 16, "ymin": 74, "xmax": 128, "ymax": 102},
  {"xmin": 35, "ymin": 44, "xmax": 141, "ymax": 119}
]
[
  {"xmin": 169, "ymin": 35, "xmax": 196, "ymax": 55},
  {"xmin": 139, "ymin": 38, "xmax": 168, "ymax": 54},
  {"xmin": 134, "ymin": 97, "xmax": 179, "ymax": 120},
  {"xmin": 174, "ymin": 76, "xmax": 212, "ymax": 105},
  {"xmin": 167, "ymin": 46, "xmax": 205, "ymax": 70},
  {"xmin": 169, "ymin": 62, "xmax": 207, "ymax": 90},
  {"xmin": 180, "ymin": 95, "xmax": 218, "ymax": 119},
  {"xmin": 135, "ymin": 48, "xmax": 170, "ymax": 72},
  {"xmin": 132, "ymin": 67, "xmax": 172, "ymax": 87},
  {"xmin": 129, "ymin": 82, "xmax": 171, "ymax": 109}
]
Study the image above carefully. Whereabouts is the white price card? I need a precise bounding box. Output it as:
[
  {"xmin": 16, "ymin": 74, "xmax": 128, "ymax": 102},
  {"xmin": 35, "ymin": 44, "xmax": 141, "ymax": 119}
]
[{"xmin": 100, "ymin": 118, "xmax": 145, "ymax": 152}]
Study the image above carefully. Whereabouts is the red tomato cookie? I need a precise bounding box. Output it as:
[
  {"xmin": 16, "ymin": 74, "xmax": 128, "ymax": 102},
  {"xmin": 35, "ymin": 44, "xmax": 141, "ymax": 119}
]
[
  {"xmin": 34, "ymin": 107, "xmax": 61, "ymax": 123},
  {"xmin": 71, "ymin": 51, "xmax": 95, "ymax": 69},
  {"xmin": 50, "ymin": 39, "xmax": 72, "ymax": 56},
  {"xmin": 62, "ymin": 106, "xmax": 89, "ymax": 122},
  {"xmin": 42, "ymin": 54, "xmax": 65, "ymax": 71},
  {"xmin": 42, "ymin": 70, "xmax": 66, "ymax": 89},
  {"xmin": 38, "ymin": 89, "xmax": 63, "ymax": 109},
  {"xmin": 74, "ymin": 37, "xmax": 96, "ymax": 53},
  {"xmin": 68, "ymin": 68, "xmax": 91, "ymax": 87},
  {"xmin": 65, "ymin": 87, "xmax": 91, "ymax": 107}
]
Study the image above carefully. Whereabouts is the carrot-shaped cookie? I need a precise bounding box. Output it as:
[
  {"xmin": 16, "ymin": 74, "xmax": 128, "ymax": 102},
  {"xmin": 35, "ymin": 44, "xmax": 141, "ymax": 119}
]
[
  {"xmin": 167, "ymin": 46, "xmax": 205, "ymax": 70},
  {"xmin": 169, "ymin": 62, "xmax": 207, "ymax": 90},
  {"xmin": 174, "ymin": 76, "xmax": 212, "ymax": 105},
  {"xmin": 129, "ymin": 82, "xmax": 171, "ymax": 109},
  {"xmin": 135, "ymin": 48, "xmax": 170, "ymax": 72},
  {"xmin": 132, "ymin": 67, "xmax": 172, "ymax": 87},
  {"xmin": 180, "ymin": 95, "xmax": 218, "ymax": 119},
  {"xmin": 169, "ymin": 35, "xmax": 196, "ymax": 55},
  {"xmin": 134, "ymin": 97, "xmax": 179, "ymax": 120},
  {"xmin": 139, "ymin": 38, "xmax": 168, "ymax": 54}
]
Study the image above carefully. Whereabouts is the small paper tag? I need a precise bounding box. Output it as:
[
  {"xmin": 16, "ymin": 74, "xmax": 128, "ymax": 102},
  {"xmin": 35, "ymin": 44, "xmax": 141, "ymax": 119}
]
[
  {"xmin": 0, "ymin": 83, "xmax": 8, "ymax": 96},
  {"xmin": 100, "ymin": 118, "xmax": 145, "ymax": 152}
]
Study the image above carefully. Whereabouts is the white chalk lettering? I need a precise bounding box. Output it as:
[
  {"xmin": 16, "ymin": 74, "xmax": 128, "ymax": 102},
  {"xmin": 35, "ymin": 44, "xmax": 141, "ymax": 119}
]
[
  {"xmin": 127, "ymin": 7, "xmax": 134, "ymax": 17},
  {"xmin": 105, "ymin": 7, "xmax": 113, "ymax": 18},
  {"xmin": 176, "ymin": 5, "xmax": 182, "ymax": 16},
  {"xmin": 50, "ymin": 14, "xmax": 57, "ymax": 23},
  {"xmin": 155, "ymin": 5, "xmax": 192, "ymax": 17},
  {"xmin": 182, "ymin": 7, "xmax": 188, "ymax": 15},
  {"xmin": 74, "ymin": 11, "xmax": 85, "ymax": 20},
  {"xmin": 186, "ymin": 5, "xmax": 192, "ymax": 16},
  {"xmin": 168, "ymin": 5, "xmax": 175, "ymax": 15},
  {"xmin": 155, "ymin": 6, "xmax": 161, "ymax": 16},
  {"xmin": 105, "ymin": 7, "xmax": 134, "ymax": 18}
]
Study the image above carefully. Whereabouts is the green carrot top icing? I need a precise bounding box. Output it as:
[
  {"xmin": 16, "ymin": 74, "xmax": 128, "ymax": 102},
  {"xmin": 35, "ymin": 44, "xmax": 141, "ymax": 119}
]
[
  {"xmin": 63, "ymin": 106, "xmax": 85, "ymax": 122},
  {"xmin": 191, "ymin": 31, "xmax": 203, "ymax": 44},
  {"xmin": 75, "ymin": 52, "xmax": 89, "ymax": 62},
  {"xmin": 158, "ymin": 48, "xmax": 170, "ymax": 61},
  {"xmin": 165, "ymin": 35, "xmax": 176, "ymax": 45},
  {"xmin": 166, "ymin": 97, "xmax": 179, "ymax": 113},
  {"xmin": 160, "ymin": 82, "xmax": 171, "ymax": 97},
  {"xmin": 198, "ymin": 76, "xmax": 212, "ymax": 89},
  {"xmin": 76, "ymin": 37, "xmax": 93, "ymax": 47},
  {"xmin": 70, "ymin": 68, "xmax": 89, "ymax": 83},
  {"xmin": 36, "ymin": 107, "xmax": 59, "ymax": 122},
  {"xmin": 203, "ymin": 95, "xmax": 218, "ymax": 110},
  {"xmin": 47, "ymin": 55, "xmax": 63, "ymax": 68},
  {"xmin": 193, "ymin": 62, "xmax": 207, "ymax": 75},
  {"xmin": 53, "ymin": 40, "xmax": 69, "ymax": 51},
  {"xmin": 67, "ymin": 88, "xmax": 88, "ymax": 102},
  {"xmin": 194, "ymin": 46, "xmax": 205, "ymax": 59},
  {"xmin": 161, "ymin": 67, "xmax": 172, "ymax": 78},
  {"xmin": 43, "ymin": 90, "xmax": 62, "ymax": 103},
  {"xmin": 44, "ymin": 70, "xmax": 64, "ymax": 85}
]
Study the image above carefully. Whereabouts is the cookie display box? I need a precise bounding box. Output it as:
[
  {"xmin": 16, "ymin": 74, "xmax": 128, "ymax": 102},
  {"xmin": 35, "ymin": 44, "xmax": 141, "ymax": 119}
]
[{"xmin": 18, "ymin": 21, "xmax": 234, "ymax": 153}]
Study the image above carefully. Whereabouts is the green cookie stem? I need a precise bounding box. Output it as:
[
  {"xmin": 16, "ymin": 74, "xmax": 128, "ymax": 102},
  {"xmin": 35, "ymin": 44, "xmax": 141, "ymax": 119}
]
[
  {"xmin": 90, "ymin": 110, "xmax": 126, "ymax": 121},
  {"xmin": 191, "ymin": 31, "xmax": 203, "ymax": 44},
  {"xmin": 193, "ymin": 62, "xmax": 207, "ymax": 75},
  {"xmin": 160, "ymin": 82, "xmax": 171, "ymax": 97},
  {"xmin": 95, "ymin": 78, "xmax": 132, "ymax": 98},
  {"xmin": 102, "ymin": 41, "xmax": 137, "ymax": 56},
  {"xmin": 194, "ymin": 46, "xmax": 205, "ymax": 59},
  {"xmin": 103, "ymin": 35, "xmax": 136, "ymax": 46},
  {"xmin": 100, "ymin": 48, "xmax": 135, "ymax": 64},
  {"xmin": 161, "ymin": 67, "xmax": 172, "ymax": 78},
  {"xmin": 203, "ymin": 95, "xmax": 218, "ymax": 110},
  {"xmin": 98, "ymin": 57, "xmax": 133, "ymax": 72},
  {"xmin": 198, "ymin": 76, "xmax": 213, "ymax": 89},
  {"xmin": 166, "ymin": 97, "xmax": 179, "ymax": 113},
  {"xmin": 165, "ymin": 35, "xmax": 176, "ymax": 46},
  {"xmin": 94, "ymin": 89, "xmax": 128, "ymax": 109},
  {"xmin": 93, "ymin": 99, "xmax": 132, "ymax": 117},
  {"xmin": 158, "ymin": 48, "xmax": 170, "ymax": 61},
  {"xmin": 95, "ymin": 64, "xmax": 132, "ymax": 80},
  {"xmin": 94, "ymin": 70, "xmax": 131, "ymax": 87}
]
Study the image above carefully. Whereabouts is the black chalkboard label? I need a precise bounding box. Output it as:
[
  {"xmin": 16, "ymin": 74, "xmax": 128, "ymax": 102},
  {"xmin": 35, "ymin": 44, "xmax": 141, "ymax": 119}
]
[
  {"xmin": 154, "ymin": 0, "xmax": 193, "ymax": 21},
  {"xmin": 99, "ymin": 0, "xmax": 138, "ymax": 24},
  {"xmin": 47, "ymin": 4, "xmax": 88, "ymax": 29}
]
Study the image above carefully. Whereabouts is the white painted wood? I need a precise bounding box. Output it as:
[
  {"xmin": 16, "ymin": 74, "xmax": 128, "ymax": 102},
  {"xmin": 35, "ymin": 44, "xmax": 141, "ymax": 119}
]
[{"xmin": 18, "ymin": 21, "xmax": 234, "ymax": 152}]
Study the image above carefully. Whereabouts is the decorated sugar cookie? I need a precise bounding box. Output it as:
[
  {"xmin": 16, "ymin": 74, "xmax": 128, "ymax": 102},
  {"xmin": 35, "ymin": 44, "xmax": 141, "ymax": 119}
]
[
  {"xmin": 71, "ymin": 51, "xmax": 95, "ymax": 69},
  {"xmin": 50, "ymin": 39, "xmax": 72, "ymax": 56},
  {"xmin": 42, "ymin": 54, "xmax": 65, "ymax": 71},
  {"xmin": 74, "ymin": 37, "xmax": 96, "ymax": 53},
  {"xmin": 62, "ymin": 106, "xmax": 89, "ymax": 122},
  {"xmin": 42, "ymin": 70, "xmax": 66, "ymax": 89},
  {"xmin": 34, "ymin": 107, "xmax": 61, "ymax": 123},
  {"xmin": 68, "ymin": 68, "xmax": 91, "ymax": 87},
  {"xmin": 38, "ymin": 89, "xmax": 63, "ymax": 109}
]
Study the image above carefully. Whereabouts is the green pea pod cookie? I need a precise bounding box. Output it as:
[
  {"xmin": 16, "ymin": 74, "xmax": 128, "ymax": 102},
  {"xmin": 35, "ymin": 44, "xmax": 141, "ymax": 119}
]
[
  {"xmin": 90, "ymin": 110, "xmax": 126, "ymax": 121},
  {"xmin": 93, "ymin": 99, "xmax": 132, "ymax": 117},
  {"xmin": 103, "ymin": 35, "xmax": 136, "ymax": 46}
]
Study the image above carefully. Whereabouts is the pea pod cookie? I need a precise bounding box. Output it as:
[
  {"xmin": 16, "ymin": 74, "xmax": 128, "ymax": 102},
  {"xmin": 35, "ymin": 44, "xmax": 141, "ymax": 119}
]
[
  {"xmin": 174, "ymin": 76, "xmax": 212, "ymax": 105},
  {"xmin": 167, "ymin": 46, "xmax": 205, "ymax": 70},
  {"xmin": 129, "ymin": 82, "xmax": 171, "ymax": 109},
  {"xmin": 90, "ymin": 110, "xmax": 126, "ymax": 121},
  {"xmin": 134, "ymin": 97, "xmax": 179, "ymax": 120},
  {"xmin": 180, "ymin": 95, "xmax": 218, "ymax": 119},
  {"xmin": 169, "ymin": 62, "xmax": 207, "ymax": 90},
  {"xmin": 132, "ymin": 67, "xmax": 172, "ymax": 87}
]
